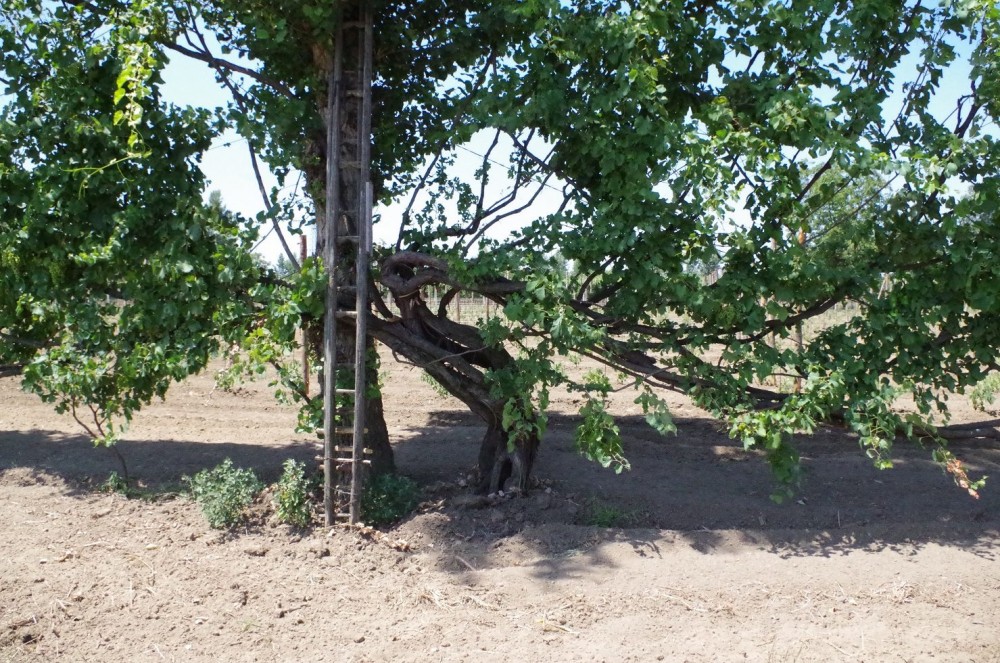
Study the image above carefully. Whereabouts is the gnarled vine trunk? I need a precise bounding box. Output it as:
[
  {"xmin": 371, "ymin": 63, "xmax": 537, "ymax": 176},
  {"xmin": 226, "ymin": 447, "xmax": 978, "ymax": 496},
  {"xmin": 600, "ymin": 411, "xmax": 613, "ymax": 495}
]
[
  {"xmin": 371, "ymin": 252, "xmax": 540, "ymax": 493},
  {"xmin": 478, "ymin": 420, "xmax": 539, "ymax": 494},
  {"xmin": 297, "ymin": 3, "xmax": 543, "ymax": 492}
]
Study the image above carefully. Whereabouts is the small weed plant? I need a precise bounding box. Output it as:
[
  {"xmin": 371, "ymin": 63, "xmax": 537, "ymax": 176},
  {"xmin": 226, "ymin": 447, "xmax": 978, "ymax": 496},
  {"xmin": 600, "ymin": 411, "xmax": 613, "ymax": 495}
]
[
  {"xmin": 273, "ymin": 459, "xmax": 316, "ymax": 527},
  {"xmin": 361, "ymin": 474, "xmax": 420, "ymax": 525},
  {"xmin": 100, "ymin": 471, "xmax": 129, "ymax": 495},
  {"xmin": 580, "ymin": 499, "xmax": 640, "ymax": 528},
  {"xmin": 98, "ymin": 472, "xmax": 180, "ymax": 501},
  {"xmin": 184, "ymin": 459, "xmax": 263, "ymax": 528},
  {"xmin": 971, "ymin": 373, "xmax": 1000, "ymax": 413}
]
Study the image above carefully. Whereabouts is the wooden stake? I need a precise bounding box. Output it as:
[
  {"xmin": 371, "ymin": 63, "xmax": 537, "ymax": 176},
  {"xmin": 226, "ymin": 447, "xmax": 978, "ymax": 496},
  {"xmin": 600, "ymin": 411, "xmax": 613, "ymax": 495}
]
[
  {"xmin": 322, "ymin": 25, "xmax": 345, "ymax": 528},
  {"xmin": 300, "ymin": 234, "xmax": 310, "ymax": 398},
  {"xmin": 795, "ymin": 227, "xmax": 806, "ymax": 393}
]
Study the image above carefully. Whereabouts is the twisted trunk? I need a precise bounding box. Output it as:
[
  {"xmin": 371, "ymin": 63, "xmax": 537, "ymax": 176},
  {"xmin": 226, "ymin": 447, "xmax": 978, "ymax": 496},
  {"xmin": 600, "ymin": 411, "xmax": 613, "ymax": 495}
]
[{"xmin": 370, "ymin": 259, "xmax": 539, "ymax": 492}]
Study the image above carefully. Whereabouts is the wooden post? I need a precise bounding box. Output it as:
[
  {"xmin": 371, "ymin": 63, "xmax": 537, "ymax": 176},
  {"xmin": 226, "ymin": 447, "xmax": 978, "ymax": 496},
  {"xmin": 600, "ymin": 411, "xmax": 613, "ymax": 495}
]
[
  {"xmin": 300, "ymin": 234, "xmax": 310, "ymax": 398},
  {"xmin": 794, "ymin": 227, "xmax": 806, "ymax": 393},
  {"xmin": 322, "ymin": 31, "xmax": 344, "ymax": 527},
  {"xmin": 349, "ymin": 183, "xmax": 372, "ymax": 523}
]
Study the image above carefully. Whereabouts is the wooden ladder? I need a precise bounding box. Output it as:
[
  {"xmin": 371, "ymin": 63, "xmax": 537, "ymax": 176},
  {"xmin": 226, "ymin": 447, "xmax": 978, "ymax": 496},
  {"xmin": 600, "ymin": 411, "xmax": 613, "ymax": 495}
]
[{"xmin": 322, "ymin": 2, "xmax": 374, "ymax": 526}]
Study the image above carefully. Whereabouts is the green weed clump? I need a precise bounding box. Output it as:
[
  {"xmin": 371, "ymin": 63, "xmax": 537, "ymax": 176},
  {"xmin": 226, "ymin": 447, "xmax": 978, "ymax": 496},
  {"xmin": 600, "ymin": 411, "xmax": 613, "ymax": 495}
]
[
  {"xmin": 580, "ymin": 499, "xmax": 641, "ymax": 528},
  {"xmin": 100, "ymin": 471, "xmax": 129, "ymax": 495},
  {"xmin": 361, "ymin": 474, "xmax": 420, "ymax": 525},
  {"xmin": 184, "ymin": 459, "xmax": 263, "ymax": 528},
  {"xmin": 971, "ymin": 373, "xmax": 1000, "ymax": 413},
  {"xmin": 273, "ymin": 459, "xmax": 316, "ymax": 527}
]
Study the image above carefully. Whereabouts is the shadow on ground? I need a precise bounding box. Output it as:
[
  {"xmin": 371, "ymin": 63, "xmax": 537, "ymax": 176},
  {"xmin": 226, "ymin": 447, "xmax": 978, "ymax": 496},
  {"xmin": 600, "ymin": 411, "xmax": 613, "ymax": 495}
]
[
  {"xmin": 390, "ymin": 408, "xmax": 1000, "ymax": 577},
  {"xmin": 2, "ymin": 413, "xmax": 998, "ymax": 577},
  {"xmin": 0, "ymin": 429, "xmax": 319, "ymax": 492}
]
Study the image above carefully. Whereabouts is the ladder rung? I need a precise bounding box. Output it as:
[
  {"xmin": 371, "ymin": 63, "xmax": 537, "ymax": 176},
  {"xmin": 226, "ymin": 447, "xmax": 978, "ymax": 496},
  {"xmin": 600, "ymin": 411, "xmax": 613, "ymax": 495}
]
[
  {"xmin": 333, "ymin": 458, "xmax": 372, "ymax": 465},
  {"xmin": 336, "ymin": 235, "xmax": 360, "ymax": 243},
  {"xmin": 335, "ymin": 310, "xmax": 358, "ymax": 319},
  {"xmin": 345, "ymin": 89, "xmax": 364, "ymax": 98},
  {"xmin": 334, "ymin": 446, "xmax": 373, "ymax": 454},
  {"xmin": 334, "ymin": 427, "xmax": 369, "ymax": 435},
  {"xmin": 341, "ymin": 161, "xmax": 361, "ymax": 169},
  {"xmin": 334, "ymin": 388, "xmax": 356, "ymax": 395}
]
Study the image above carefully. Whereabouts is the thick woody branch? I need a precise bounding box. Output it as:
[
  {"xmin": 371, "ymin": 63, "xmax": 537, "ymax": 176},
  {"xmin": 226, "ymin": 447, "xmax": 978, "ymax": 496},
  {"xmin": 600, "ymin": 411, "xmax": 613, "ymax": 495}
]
[
  {"xmin": 0, "ymin": 364, "xmax": 24, "ymax": 378},
  {"xmin": 931, "ymin": 419, "xmax": 1000, "ymax": 443},
  {"xmin": 0, "ymin": 331, "xmax": 49, "ymax": 349},
  {"xmin": 380, "ymin": 251, "xmax": 523, "ymax": 298},
  {"xmin": 369, "ymin": 317, "xmax": 497, "ymax": 422},
  {"xmin": 164, "ymin": 42, "xmax": 295, "ymax": 99},
  {"xmin": 245, "ymin": 143, "xmax": 301, "ymax": 271}
]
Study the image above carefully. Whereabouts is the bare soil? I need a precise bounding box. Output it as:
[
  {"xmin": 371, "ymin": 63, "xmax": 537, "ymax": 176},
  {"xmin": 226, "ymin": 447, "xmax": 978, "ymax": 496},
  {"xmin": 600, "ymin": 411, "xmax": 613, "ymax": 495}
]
[{"xmin": 2, "ymin": 353, "xmax": 999, "ymax": 662}]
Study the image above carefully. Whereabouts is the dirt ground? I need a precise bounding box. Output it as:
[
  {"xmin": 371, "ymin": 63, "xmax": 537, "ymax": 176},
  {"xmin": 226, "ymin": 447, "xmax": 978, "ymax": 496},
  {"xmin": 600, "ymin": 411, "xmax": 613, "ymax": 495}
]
[{"xmin": 2, "ymin": 351, "xmax": 999, "ymax": 662}]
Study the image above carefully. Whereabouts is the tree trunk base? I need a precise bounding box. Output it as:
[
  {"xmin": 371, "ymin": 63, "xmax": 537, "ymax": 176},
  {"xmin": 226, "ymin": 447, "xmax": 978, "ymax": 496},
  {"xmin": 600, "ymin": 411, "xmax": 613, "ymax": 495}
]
[
  {"xmin": 477, "ymin": 422, "xmax": 538, "ymax": 494},
  {"xmin": 365, "ymin": 374, "xmax": 395, "ymax": 477}
]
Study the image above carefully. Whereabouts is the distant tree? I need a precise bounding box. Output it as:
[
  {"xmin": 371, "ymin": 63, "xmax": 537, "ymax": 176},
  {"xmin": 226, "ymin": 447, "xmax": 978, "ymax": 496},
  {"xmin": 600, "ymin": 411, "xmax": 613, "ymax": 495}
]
[{"xmin": 274, "ymin": 253, "xmax": 297, "ymax": 279}]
